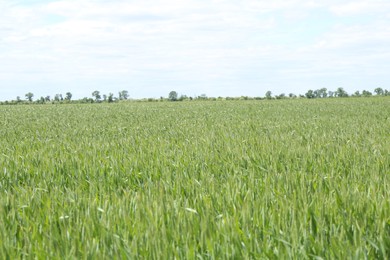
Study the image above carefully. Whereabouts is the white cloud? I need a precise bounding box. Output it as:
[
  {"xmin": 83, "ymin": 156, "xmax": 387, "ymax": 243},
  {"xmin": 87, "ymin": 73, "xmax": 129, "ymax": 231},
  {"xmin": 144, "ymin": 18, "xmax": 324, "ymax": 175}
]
[
  {"xmin": 329, "ymin": 1, "xmax": 390, "ymax": 16},
  {"xmin": 0, "ymin": 0, "xmax": 389, "ymax": 100}
]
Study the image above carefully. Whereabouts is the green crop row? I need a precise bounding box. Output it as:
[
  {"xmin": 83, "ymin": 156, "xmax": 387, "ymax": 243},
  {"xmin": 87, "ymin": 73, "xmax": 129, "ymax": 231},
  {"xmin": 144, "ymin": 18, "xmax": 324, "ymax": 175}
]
[{"xmin": 0, "ymin": 98, "xmax": 389, "ymax": 258}]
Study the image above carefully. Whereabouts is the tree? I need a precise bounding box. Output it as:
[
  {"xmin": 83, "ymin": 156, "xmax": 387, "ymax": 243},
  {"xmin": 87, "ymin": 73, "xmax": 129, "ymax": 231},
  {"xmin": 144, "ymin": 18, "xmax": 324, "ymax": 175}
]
[
  {"xmin": 168, "ymin": 91, "xmax": 178, "ymax": 101},
  {"xmin": 318, "ymin": 88, "xmax": 327, "ymax": 98},
  {"xmin": 92, "ymin": 91, "xmax": 101, "ymax": 102},
  {"xmin": 54, "ymin": 94, "xmax": 64, "ymax": 102},
  {"xmin": 16, "ymin": 96, "xmax": 21, "ymax": 103},
  {"xmin": 65, "ymin": 92, "xmax": 72, "ymax": 101},
  {"xmin": 108, "ymin": 93, "xmax": 114, "ymax": 103},
  {"xmin": 336, "ymin": 87, "xmax": 348, "ymax": 97},
  {"xmin": 25, "ymin": 92, "xmax": 34, "ymax": 102},
  {"xmin": 119, "ymin": 90, "xmax": 129, "ymax": 100},
  {"xmin": 362, "ymin": 90, "xmax": 372, "ymax": 97},
  {"xmin": 305, "ymin": 90, "xmax": 315, "ymax": 99},
  {"xmin": 265, "ymin": 91, "xmax": 272, "ymax": 99},
  {"xmin": 198, "ymin": 94, "xmax": 207, "ymax": 100},
  {"xmin": 374, "ymin": 88, "xmax": 384, "ymax": 96},
  {"xmin": 179, "ymin": 95, "xmax": 188, "ymax": 101}
]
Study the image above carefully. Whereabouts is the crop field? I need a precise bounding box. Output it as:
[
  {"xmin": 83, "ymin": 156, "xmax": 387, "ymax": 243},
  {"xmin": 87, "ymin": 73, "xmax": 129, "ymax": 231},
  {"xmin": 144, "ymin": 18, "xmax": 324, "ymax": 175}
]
[{"xmin": 0, "ymin": 98, "xmax": 389, "ymax": 258}]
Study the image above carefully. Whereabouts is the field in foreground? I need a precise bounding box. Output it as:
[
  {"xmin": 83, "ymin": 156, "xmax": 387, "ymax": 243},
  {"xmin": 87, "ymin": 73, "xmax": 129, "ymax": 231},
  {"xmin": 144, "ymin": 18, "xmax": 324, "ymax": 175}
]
[{"xmin": 0, "ymin": 98, "xmax": 389, "ymax": 258}]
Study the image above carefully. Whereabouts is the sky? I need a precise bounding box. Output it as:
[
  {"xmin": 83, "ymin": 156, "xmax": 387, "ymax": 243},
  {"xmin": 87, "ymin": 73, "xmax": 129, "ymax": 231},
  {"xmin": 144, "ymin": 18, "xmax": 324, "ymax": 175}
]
[{"xmin": 0, "ymin": 0, "xmax": 389, "ymax": 100}]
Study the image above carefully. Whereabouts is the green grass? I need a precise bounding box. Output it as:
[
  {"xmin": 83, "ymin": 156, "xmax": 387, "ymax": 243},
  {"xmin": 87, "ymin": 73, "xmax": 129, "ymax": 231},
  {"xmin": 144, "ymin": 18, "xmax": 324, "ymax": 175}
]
[{"xmin": 0, "ymin": 98, "xmax": 389, "ymax": 258}]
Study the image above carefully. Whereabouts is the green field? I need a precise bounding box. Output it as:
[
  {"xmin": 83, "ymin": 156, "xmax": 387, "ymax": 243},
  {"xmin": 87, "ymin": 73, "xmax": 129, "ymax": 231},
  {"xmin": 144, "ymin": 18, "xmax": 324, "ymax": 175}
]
[{"xmin": 0, "ymin": 98, "xmax": 389, "ymax": 258}]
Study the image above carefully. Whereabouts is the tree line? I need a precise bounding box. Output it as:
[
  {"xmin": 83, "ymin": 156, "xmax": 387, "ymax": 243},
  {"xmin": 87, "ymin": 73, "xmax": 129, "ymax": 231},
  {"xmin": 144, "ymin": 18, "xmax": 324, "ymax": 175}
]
[
  {"xmin": 0, "ymin": 87, "xmax": 389, "ymax": 105},
  {"xmin": 4, "ymin": 90, "xmax": 130, "ymax": 105}
]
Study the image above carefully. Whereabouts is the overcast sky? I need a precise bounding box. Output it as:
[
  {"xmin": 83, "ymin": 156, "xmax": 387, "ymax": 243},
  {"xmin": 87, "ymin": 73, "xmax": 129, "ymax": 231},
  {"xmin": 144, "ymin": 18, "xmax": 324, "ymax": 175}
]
[{"xmin": 0, "ymin": 0, "xmax": 389, "ymax": 100}]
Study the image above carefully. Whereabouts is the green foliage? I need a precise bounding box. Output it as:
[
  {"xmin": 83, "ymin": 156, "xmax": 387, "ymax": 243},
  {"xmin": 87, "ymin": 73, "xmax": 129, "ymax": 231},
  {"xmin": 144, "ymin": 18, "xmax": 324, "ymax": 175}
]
[
  {"xmin": 375, "ymin": 88, "xmax": 384, "ymax": 96},
  {"xmin": 0, "ymin": 98, "xmax": 389, "ymax": 258},
  {"xmin": 118, "ymin": 90, "xmax": 129, "ymax": 100},
  {"xmin": 92, "ymin": 90, "xmax": 101, "ymax": 102},
  {"xmin": 54, "ymin": 94, "xmax": 63, "ymax": 102},
  {"xmin": 65, "ymin": 92, "xmax": 72, "ymax": 101},
  {"xmin": 265, "ymin": 90, "xmax": 272, "ymax": 99},
  {"xmin": 108, "ymin": 93, "xmax": 114, "ymax": 103},
  {"xmin": 362, "ymin": 90, "xmax": 373, "ymax": 97},
  {"xmin": 336, "ymin": 87, "xmax": 349, "ymax": 97},
  {"xmin": 305, "ymin": 89, "xmax": 315, "ymax": 99},
  {"xmin": 25, "ymin": 92, "xmax": 34, "ymax": 102},
  {"xmin": 168, "ymin": 91, "xmax": 178, "ymax": 101},
  {"xmin": 307, "ymin": 88, "xmax": 328, "ymax": 99}
]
